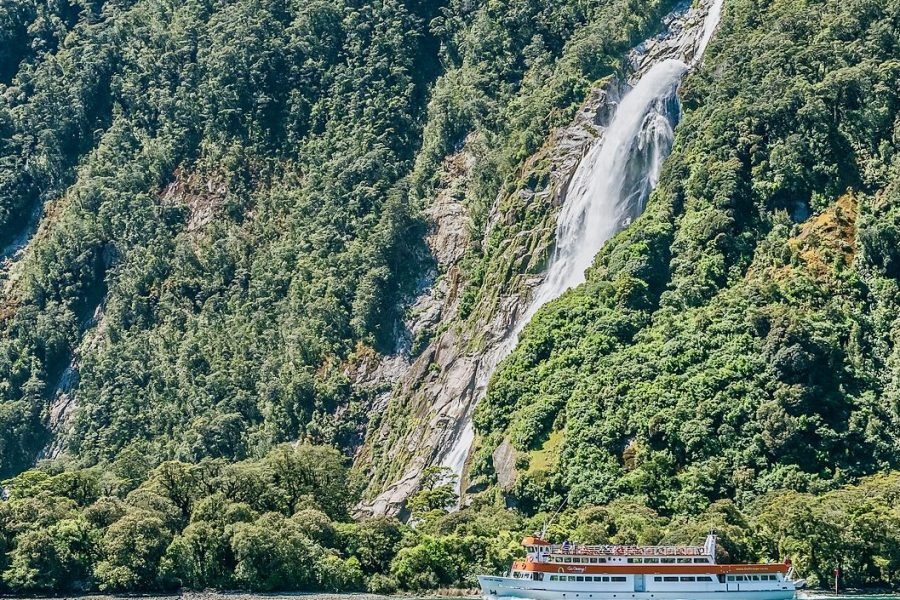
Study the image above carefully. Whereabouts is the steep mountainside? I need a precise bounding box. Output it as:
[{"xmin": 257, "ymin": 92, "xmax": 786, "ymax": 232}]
[
  {"xmin": 355, "ymin": 0, "xmax": 725, "ymax": 516},
  {"xmin": 2, "ymin": 0, "xmax": 900, "ymax": 536},
  {"xmin": 0, "ymin": 0, "xmax": 682, "ymax": 477},
  {"xmin": 474, "ymin": 0, "xmax": 900, "ymax": 514},
  {"xmin": 0, "ymin": 0, "xmax": 455, "ymax": 477}
]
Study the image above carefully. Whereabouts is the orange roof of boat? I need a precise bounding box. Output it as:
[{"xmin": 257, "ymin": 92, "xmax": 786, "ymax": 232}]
[{"xmin": 522, "ymin": 536, "xmax": 550, "ymax": 546}]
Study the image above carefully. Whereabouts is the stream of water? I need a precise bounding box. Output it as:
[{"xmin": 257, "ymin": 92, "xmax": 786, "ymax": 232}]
[{"xmin": 440, "ymin": 0, "xmax": 727, "ymax": 492}]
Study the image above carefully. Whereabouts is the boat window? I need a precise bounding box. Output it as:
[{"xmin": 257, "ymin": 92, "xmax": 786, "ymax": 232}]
[
  {"xmin": 569, "ymin": 576, "xmax": 577, "ymax": 582},
  {"xmin": 598, "ymin": 558, "xmax": 607, "ymax": 563},
  {"xmin": 663, "ymin": 577, "xmax": 678, "ymax": 582},
  {"xmin": 602, "ymin": 577, "xmax": 610, "ymax": 582},
  {"xmin": 550, "ymin": 576, "xmax": 558, "ymax": 581},
  {"xmin": 534, "ymin": 573, "xmax": 544, "ymax": 581},
  {"xmin": 698, "ymin": 576, "xmax": 714, "ymax": 582},
  {"xmin": 654, "ymin": 577, "xmax": 662, "ymax": 582},
  {"xmin": 727, "ymin": 576, "xmax": 735, "ymax": 582},
  {"xmin": 645, "ymin": 558, "xmax": 659, "ymax": 563},
  {"xmin": 752, "ymin": 575, "xmax": 760, "ymax": 581},
  {"xmin": 576, "ymin": 576, "xmax": 584, "ymax": 582},
  {"xmin": 693, "ymin": 558, "xmax": 709, "ymax": 563},
  {"xmin": 627, "ymin": 558, "xmax": 643, "ymax": 563},
  {"xmin": 680, "ymin": 576, "xmax": 696, "ymax": 582},
  {"xmin": 661, "ymin": 558, "xmax": 676, "ymax": 563},
  {"xmin": 611, "ymin": 577, "xmax": 627, "ymax": 582},
  {"xmin": 589, "ymin": 558, "xmax": 598, "ymax": 564},
  {"xmin": 677, "ymin": 558, "xmax": 692, "ymax": 563}
]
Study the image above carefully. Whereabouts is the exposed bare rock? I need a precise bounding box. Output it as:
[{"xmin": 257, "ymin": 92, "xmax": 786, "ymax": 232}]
[
  {"xmin": 354, "ymin": 76, "xmax": 619, "ymax": 518},
  {"xmin": 343, "ymin": 148, "xmax": 476, "ymax": 470},
  {"xmin": 493, "ymin": 439, "xmax": 518, "ymax": 489},
  {"xmin": 161, "ymin": 169, "xmax": 229, "ymax": 234},
  {"xmin": 41, "ymin": 303, "xmax": 106, "ymax": 460}
]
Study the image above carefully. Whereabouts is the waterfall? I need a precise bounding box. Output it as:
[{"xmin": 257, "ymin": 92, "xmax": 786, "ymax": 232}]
[
  {"xmin": 525, "ymin": 59, "xmax": 684, "ymax": 314},
  {"xmin": 695, "ymin": 0, "xmax": 725, "ymax": 64},
  {"xmin": 439, "ymin": 0, "xmax": 725, "ymax": 495}
]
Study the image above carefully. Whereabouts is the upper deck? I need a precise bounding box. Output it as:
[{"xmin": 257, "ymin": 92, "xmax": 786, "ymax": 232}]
[{"xmin": 522, "ymin": 533, "xmax": 717, "ymax": 563}]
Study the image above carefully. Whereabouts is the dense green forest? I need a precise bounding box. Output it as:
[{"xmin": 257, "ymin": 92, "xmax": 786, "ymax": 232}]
[
  {"xmin": 0, "ymin": 0, "xmax": 675, "ymax": 475},
  {"xmin": 3, "ymin": 445, "xmax": 900, "ymax": 594},
  {"xmin": 4, "ymin": 0, "xmax": 900, "ymax": 592},
  {"xmin": 474, "ymin": 0, "xmax": 900, "ymax": 514},
  {"xmin": 0, "ymin": 0, "xmax": 439, "ymax": 474}
]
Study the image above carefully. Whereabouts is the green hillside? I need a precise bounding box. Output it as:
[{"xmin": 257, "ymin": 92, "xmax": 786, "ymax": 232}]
[
  {"xmin": 0, "ymin": 0, "xmax": 675, "ymax": 476},
  {"xmin": 475, "ymin": 0, "xmax": 900, "ymax": 513},
  {"xmin": 3, "ymin": 0, "xmax": 900, "ymax": 593}
]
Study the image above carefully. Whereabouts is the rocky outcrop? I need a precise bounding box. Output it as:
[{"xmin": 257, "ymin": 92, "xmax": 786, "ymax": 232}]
[
  {"xmin": 161, "ymin": 169, "xmax": 229, "ymax": 234},
  {"xmin": 492, "ymin": 439, "xmax": 518, "ymax": 489},
  {"xmin": 41, "ymin": 303, "xmax": 105, "ymax": 460}
]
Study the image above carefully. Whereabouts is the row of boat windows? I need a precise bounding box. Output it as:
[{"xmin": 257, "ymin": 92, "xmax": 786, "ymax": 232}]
[
  {"xmin": 726, "ymin": 575, "xmax": 779, "ymax": 581},
  {"xmin": 548, "ymin": 576, "xmax": 629, "ymax": 582},
  {"xmin": 547, "ymin": 557, "xmax": 710, "ymax": 564},
  {"xmin": 652, "ymin": 576, "xmax": 716, "ymax": 582}
]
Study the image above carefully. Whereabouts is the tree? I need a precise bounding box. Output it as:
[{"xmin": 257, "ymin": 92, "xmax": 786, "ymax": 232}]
[
  {"xmin": 2, "ymin": 517, "xmax": 95, "ymax": 592},
  {"xmin": 94, "ymin": 510, "xmax": 173, "ymax": 591},
  {"xmin": 230, "ymin": 512, "xmax": 318, "ymax": 591},
  {"xmin": 408, "ymin": 466, "xmax": 458, "ymax": 520},
  {"xmin": 339, "ymin": 517, "xmax": 408, "ymax": 574},
  {"xmin": 265, "ymin": 444, "xmax": 351, "ymax": 518},
  {"xmin": 390, "ymin": 536, "xmax": 455, "ymax": 590}
]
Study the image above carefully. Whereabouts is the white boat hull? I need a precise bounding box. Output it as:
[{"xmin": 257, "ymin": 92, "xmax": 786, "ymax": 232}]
[{"xmin": 478, "ymin": 575, "xmax": 797, "ymax": 600}]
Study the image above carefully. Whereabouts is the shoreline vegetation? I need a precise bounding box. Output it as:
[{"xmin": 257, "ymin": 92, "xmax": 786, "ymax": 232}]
[
  {"xmin": 2, "ymin": 590, "xmax": 900, "ymax": 600},
  {"xmin": 3, "ymin": 446, "xmax": 900, "ymax": 597},
  {"xmin": 0, "ymin": 593, "xmax": 479, "ymax": 600}
]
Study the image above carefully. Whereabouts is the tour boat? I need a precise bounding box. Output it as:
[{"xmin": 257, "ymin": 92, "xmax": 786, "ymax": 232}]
[{"xmin": 478, "ymin": 534, "xmax": 803, "ymax": 600}]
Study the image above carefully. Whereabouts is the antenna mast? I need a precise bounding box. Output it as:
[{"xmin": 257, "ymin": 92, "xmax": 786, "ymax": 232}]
[{"xmin": 541, "ymin": 494, "xmax": 569, "ymax": 540}]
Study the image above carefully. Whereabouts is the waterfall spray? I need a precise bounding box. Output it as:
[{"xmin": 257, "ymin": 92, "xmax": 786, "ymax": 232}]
[{"xmin": 440, "ymin": 0, "xmax": 726, "ymax": 495}]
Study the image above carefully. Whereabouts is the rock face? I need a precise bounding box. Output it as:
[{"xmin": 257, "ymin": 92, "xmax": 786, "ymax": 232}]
[
  {"xmin": 492, "ymin": 439, "xmax": 518, "ymax": 489},
  {"xmin": 354, "ymin": 0, "xmax": 723, "ymax": 517},
  {"xmin": 160, "ymin": 169, "xmax": 229, "ymax": 234},
  {"xmin": 41, "ymin": 303, "xmax": 105, "ymax": 460},
  {"xmin": 353, "ymin": 83, "xmax": 624, "ymax": 516}
]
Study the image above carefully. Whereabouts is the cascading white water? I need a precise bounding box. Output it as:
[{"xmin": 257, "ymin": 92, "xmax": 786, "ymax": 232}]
[
  {"xmin": 694, "ymin": 0, "xmax": 724, "ymax": 64},
  {"xmin": 439, "ymin": 0, "xmax": 726, "ymax": 494},
  {"xmin": 440, "ymin": 62, "xmax": 684, "ymax": 490},
  {"xmin": 525, "ymin": 59, "xmax": 685, "ymax": 315}
]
